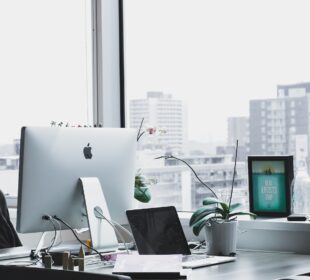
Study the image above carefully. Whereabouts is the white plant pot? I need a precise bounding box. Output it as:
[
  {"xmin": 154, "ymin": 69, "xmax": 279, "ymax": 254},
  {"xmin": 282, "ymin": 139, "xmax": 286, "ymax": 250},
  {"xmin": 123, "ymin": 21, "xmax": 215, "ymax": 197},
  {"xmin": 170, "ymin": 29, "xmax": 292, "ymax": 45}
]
[{"xmin": 204, "ymin": 220, "xmax": 238, "ymax": 256}]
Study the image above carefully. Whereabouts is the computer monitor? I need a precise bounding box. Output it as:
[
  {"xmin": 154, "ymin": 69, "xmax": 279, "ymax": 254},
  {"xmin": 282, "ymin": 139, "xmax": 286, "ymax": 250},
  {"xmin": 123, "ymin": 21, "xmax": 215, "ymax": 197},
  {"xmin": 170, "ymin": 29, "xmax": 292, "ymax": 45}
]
[{"xmin": 16, "ymin": 127, "xmax": 136, "ymax": 235}]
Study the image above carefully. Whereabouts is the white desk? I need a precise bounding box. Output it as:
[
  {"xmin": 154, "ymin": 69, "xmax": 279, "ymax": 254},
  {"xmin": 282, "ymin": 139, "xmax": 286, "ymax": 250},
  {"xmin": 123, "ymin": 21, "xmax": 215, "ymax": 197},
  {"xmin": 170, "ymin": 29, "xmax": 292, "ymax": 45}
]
[
  {"xmin": 91, "ymin": 251, "xmax": 310, "ymax": 280},
  {"xmin": 1, "ymin": 250, "xmax": 310, "ymax": 280}
]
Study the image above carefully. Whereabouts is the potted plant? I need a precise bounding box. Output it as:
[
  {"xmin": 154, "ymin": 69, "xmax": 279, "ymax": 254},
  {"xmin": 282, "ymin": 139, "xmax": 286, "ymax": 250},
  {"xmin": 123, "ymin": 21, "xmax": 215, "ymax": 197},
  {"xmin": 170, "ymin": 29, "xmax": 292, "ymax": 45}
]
[
  {"xmin": 189, "ymin": 196, "xmax": 256, "ymax": 256},
  {"xmin": 157, "ymin": 140, "xmax": 256, "ymax": 256},
  {"xmin": 134, "ymin": 170, "xmax": 157, "ymax": 203},
  {"xmin": 134, "ymin": 118, "xmax": 165, "ymax": 203}
]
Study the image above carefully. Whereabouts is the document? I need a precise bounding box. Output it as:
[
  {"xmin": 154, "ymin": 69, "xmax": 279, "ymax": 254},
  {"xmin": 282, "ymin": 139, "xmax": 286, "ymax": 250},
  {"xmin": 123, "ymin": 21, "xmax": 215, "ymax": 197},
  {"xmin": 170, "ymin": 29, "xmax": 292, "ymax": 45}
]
[{"xmin": 113, "ymin": 254, "xmax": 184, "ymax": 278}]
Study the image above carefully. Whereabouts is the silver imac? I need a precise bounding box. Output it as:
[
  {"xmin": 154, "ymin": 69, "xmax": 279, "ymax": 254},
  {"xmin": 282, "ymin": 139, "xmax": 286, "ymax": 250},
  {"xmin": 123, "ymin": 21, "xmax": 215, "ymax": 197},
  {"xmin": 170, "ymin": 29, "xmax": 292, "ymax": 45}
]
[{"xmin": 16, "ymin": 127, "xmax": 136, "ymax": 237}]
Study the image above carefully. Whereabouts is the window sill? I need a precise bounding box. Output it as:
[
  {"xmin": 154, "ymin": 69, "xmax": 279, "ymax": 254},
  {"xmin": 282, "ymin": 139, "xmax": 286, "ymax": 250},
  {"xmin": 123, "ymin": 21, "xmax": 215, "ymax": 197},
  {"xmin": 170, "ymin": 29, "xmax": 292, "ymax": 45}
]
[{"xmin": 177, "ymin": 211, "xmax": 310, "ymax": 253}]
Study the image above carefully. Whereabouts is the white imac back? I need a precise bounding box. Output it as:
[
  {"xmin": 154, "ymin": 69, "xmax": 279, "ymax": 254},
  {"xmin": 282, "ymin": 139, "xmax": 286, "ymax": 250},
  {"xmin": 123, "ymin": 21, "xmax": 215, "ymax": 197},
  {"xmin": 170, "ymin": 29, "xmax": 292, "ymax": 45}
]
[{"xmin": 17, "ymin": 127, "xmax": 136, "ymax": 233}]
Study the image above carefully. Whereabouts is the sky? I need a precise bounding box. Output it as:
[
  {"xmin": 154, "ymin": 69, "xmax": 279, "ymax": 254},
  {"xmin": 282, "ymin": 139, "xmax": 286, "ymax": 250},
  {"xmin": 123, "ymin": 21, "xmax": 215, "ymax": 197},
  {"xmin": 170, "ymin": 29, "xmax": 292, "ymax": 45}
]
[
  {"xmin": 1, "ymin": 1, "xmax": 310, "ymax": 146},
  {"xmin": 124, "ymin": 0, "xmax": 310, "ymax": 143},
  {"xmin": 0, "ymin": 0, "xmax": 93, "ymax": 145}
]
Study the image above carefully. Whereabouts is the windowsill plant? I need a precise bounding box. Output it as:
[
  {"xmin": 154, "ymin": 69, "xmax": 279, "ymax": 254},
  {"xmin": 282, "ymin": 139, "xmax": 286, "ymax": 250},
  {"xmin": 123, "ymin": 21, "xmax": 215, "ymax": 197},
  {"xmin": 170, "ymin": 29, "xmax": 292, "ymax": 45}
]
[{"xmin": 157, "ymin": 140, "xmax": 256, "ymax": 256}]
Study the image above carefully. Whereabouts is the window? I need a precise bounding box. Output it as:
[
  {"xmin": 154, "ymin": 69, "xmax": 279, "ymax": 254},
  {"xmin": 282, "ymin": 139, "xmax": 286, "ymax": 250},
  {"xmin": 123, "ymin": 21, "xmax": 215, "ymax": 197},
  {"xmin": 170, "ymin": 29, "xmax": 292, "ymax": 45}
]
[
  {"xmin": 0, "ymin": 0, "xmax": 93, "ymax": 196},
  {"xmin": 124, "ymin": 0, "xmax": 310, "ymax": 212}
]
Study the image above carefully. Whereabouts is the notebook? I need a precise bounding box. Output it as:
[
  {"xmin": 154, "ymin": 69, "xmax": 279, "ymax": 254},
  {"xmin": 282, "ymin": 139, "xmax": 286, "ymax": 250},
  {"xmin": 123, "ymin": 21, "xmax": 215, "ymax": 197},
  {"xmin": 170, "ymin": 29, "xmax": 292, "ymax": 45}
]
[{"xmin": 126, "ymin": 206, "xmax": 236, "ymax": 269}]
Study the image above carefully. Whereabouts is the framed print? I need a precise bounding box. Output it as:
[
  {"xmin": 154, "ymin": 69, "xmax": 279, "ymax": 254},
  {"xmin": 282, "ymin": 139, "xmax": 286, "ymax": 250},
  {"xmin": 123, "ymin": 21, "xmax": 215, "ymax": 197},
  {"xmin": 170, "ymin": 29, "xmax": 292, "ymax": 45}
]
[{"xmin": 248, "ymin": 156, "xmax": 294, "ymax": 217}]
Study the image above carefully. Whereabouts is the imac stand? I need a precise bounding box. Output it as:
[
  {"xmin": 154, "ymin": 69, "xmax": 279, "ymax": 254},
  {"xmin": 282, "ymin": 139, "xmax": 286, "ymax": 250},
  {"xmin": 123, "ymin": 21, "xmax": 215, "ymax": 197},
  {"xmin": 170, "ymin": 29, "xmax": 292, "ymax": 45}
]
[{"xmin": 79, "ymin": 177, "xmax": 118, "ymax": 253}]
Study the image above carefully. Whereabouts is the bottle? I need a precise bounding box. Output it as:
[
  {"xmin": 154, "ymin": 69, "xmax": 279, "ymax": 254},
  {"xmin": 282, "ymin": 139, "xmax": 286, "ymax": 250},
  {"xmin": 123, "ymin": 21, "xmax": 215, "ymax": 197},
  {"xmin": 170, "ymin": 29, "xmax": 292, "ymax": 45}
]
[{"xmin": 292, "ymin": 159, "xmax": 309, "ymax": 214}]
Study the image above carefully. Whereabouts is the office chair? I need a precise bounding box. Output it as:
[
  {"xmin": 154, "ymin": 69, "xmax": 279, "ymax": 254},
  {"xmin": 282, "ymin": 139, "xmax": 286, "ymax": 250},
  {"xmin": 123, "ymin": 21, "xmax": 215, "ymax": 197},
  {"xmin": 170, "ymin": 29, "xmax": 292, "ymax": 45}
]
[
  {"xmin": 0, "ymin": 190, "xmax": 22, "ymax": 249},
  {"xmin": 0, "ymin": 265, "xmax": 132, "ymax": 280}
]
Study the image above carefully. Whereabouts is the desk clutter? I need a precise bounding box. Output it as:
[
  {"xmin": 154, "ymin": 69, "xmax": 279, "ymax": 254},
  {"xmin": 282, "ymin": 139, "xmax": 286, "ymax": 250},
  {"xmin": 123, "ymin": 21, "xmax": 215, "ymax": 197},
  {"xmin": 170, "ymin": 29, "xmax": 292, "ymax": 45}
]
[{"xmin": 39, "ymin": 246, "xmax": 124, "ymax": 271}]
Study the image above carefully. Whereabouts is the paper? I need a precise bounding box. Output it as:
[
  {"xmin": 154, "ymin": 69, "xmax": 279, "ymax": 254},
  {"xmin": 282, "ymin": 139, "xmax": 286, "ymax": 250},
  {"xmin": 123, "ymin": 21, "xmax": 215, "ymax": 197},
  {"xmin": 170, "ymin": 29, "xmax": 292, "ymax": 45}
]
[{"xmin": 113, "ymin": 254, "xmax": 182, "ymax": 273}]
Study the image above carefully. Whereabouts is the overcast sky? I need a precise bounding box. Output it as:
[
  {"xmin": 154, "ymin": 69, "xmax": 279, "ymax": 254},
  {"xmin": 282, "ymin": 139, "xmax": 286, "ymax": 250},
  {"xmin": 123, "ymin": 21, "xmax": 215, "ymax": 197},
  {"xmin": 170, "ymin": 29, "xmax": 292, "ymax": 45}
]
[
  {"xmin": 124, "ymin": 0, "xmax": 310, "ymax": 143},
  {"xmin": 1, "ymin": 1, "xmax": 310, "ymax": 146},
  {"xmin": 0, "ymin": 0, "xmax": 92, "ymax": 145}
]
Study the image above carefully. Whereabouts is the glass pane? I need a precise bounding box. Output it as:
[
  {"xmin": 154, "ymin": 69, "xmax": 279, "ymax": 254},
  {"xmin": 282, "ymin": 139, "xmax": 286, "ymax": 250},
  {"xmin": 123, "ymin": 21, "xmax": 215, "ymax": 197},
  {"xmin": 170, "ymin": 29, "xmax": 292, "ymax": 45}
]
[
  {"xmin": 124, "ymin": 0, "xmax": 310, "ymax": 212},
  {"xmin": 0, "ymin": 0, "xmax": 93, "ymax": 196}
]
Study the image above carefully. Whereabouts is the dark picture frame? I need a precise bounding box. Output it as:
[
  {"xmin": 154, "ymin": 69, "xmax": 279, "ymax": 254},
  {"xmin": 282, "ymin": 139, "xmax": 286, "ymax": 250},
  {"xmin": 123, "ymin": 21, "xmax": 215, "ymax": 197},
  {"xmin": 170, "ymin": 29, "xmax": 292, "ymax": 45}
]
[{"xmin": 248, "ymin": 155, "xmax": 294, "ymax": 217}]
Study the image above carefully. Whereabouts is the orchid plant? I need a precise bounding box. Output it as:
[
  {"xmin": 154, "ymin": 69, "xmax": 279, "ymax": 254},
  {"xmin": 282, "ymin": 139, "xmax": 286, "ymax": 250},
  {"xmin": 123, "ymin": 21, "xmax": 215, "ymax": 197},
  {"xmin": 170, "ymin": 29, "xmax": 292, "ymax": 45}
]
[
  {"xmin": 157, "ymin": 140, "xmax": 256, "ymax": 236},
  {"xmin": 134, "ymin": 118, "xmax": 164, "ymax": 203}
]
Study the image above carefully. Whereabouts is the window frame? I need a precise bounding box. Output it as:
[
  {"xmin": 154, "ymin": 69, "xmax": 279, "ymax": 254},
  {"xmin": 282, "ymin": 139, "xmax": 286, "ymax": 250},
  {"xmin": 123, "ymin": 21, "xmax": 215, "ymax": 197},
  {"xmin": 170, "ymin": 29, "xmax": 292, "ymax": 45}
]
[
  {"xmin": 92, "ymin": 0, "xmax": 125, "ymax": 128},
  {"xmin": 6, "ymin": 0, "xmax": 125, "ymax": 207}
]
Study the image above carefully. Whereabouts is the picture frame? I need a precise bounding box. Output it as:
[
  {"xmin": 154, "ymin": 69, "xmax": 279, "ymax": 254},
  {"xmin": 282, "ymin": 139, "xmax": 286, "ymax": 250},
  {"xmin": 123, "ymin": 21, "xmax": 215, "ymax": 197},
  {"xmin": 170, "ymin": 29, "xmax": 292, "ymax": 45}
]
[{"xmin": 248, "ymin": 155, "xmax": 294, "ymax": 217}]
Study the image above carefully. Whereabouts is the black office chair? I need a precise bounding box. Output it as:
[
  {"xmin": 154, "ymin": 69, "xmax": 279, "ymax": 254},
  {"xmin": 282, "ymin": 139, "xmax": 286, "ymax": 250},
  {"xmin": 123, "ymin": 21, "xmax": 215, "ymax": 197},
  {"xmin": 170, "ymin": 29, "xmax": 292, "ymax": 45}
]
[
  {"xmin": 0, "ymin": 265, "xmax": 132, "ymax": 280},
  {"xmin": 0, "ymin": 190, "xmax": 22, "ymax": 249}
]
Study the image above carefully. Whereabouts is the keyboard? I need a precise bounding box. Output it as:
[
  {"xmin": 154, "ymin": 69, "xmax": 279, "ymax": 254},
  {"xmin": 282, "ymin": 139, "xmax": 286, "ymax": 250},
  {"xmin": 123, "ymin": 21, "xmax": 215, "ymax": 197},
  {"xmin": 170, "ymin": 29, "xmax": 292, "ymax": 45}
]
[
  {"xmin": 182, "ymin": 254, "xmax": 236, "ymax": 268},
  {"xmin": 0, "ymin": 246, "xmax": 31, "ymax": 261}
]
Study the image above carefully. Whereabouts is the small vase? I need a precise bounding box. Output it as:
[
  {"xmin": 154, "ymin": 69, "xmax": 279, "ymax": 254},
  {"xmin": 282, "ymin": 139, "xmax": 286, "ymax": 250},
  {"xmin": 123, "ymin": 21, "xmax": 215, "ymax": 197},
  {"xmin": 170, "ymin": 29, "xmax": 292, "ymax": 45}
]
[{"xmin": 204, "ymin": 220, "xmax": 238, "ymax": 256}]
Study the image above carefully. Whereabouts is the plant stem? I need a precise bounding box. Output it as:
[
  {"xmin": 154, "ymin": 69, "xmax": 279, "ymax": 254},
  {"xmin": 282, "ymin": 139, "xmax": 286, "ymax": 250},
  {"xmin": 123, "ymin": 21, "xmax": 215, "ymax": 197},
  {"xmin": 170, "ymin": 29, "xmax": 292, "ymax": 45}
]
[
  {"xmin": 155, "ymin": 155, "xmax": 218, "ymax": 199},
  {"xmin": 228, "ymin": 140, "xmax": 238, "ymax": 215},
  {"xmin": 136, "ymin": 117, "xmax": 145, "ymax": 142}
]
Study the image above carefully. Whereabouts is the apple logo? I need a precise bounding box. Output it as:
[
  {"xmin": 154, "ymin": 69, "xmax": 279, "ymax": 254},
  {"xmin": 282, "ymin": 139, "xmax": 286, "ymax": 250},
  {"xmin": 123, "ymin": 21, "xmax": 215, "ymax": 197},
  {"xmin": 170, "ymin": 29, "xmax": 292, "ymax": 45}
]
[{"xmin": 83, "ymin": 143, "xmax": 93, "ymax": 159}]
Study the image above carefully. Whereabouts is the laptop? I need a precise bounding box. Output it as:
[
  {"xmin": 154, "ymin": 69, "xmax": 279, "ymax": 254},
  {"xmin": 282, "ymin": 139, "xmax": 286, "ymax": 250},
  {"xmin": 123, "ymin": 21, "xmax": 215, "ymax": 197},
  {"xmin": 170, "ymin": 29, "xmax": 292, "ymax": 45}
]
[
  {"xmin": 0, "ymin": 246, "xmax": 31, "ymax": 261},
  {"xmin": 126, "ymin": 206, "xmax": 236, "ymax": 269}
]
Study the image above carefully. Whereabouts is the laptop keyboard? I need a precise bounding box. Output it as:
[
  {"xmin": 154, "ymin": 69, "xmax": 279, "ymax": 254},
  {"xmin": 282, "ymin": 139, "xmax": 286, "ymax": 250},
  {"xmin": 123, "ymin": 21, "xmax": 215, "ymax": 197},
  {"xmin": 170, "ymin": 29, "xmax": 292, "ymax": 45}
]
[{"xmin": 182, "ymin": 254, "xmax": 208, "ymax": 262}]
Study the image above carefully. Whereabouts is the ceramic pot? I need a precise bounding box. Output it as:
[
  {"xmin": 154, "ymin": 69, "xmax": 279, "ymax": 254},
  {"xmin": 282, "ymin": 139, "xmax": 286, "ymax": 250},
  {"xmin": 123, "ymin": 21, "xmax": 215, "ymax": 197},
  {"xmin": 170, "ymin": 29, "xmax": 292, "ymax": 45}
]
[{"xmin": 204, "ymin": 220, "xmax": 237, "ymax": 256}]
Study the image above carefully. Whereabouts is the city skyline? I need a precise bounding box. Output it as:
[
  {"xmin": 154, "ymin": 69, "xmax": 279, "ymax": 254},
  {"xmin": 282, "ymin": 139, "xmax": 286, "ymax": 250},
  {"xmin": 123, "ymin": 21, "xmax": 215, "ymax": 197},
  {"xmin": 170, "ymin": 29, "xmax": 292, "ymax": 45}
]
[{"xmin": 124, "ymin": 0, "xmax": 310, "ymax": 143}]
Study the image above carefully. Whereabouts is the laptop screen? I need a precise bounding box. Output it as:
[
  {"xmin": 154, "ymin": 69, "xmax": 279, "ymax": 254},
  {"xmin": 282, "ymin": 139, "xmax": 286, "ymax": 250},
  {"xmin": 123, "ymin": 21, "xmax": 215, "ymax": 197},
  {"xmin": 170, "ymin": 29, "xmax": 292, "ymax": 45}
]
[{"xmin": 126, "ymin": 206, "xmax": 191, "ymax": 255}]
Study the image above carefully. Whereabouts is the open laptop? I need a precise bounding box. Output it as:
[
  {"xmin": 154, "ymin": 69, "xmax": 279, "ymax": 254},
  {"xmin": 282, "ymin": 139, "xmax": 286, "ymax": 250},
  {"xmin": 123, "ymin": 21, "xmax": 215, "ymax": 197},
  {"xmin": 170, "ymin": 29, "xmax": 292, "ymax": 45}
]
[{"xmin": 126, "ymin": 206, "xmax": 236, "ymax": 269}]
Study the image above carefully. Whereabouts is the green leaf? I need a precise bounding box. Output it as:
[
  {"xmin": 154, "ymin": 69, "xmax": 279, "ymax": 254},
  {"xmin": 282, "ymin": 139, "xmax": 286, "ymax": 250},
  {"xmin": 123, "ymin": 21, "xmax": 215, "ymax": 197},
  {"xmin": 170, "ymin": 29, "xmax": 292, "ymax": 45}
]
[
  {"xmin": 202, "ymin": 197, "xmax": 229, "ymax": 213},
  {"xmin": 192, "ymin": 213, "xmax": 223, "ymax": 236},
  {"xmin": 134, "ymin": 187, "xmax": 151, "ymax": 203},
  {"xmin": 189, "ymin": 207, "xmax": 216, "ymax": 226},
  {"xmin": 220, "ymin": 202, "xmax": 229, "ymax": 212},
  {"xmin": 229, "ymin": 211, "xmax": 257, "ymax": 218},
  {"xmin": 202, "ymin": 197, "xmax": 221, "ymax": 206},
  {"xmin": 229, "ymin": 203, "xmax": 242, "ymax": 212},
  {"xmin": 190, "ymin": 207, "xmax": 225, "ymax": 227}
]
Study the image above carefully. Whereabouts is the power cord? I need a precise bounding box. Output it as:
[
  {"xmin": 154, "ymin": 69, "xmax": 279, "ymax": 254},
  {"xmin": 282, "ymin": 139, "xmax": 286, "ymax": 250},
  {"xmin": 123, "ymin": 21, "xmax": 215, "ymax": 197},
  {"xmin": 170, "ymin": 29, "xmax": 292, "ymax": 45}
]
[
  {"xmin": 93, "ymin": 207, "xmax": 132, "ymax": 254},
  {"xmin": 51, "ymin": 215, "xmax": 106, "ymax": 259}
]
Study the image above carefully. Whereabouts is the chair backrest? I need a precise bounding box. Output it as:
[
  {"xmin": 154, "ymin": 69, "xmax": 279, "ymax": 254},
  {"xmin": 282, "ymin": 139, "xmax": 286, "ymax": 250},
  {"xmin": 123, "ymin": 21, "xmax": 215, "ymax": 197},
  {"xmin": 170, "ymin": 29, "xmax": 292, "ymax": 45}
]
[
  {"xmin": 0, "ymin": 190, "xmax": 22, "ymax": 249},
  {"xmin": 0, "ymin": 265, "xmax": 132, "ymax": 280}
]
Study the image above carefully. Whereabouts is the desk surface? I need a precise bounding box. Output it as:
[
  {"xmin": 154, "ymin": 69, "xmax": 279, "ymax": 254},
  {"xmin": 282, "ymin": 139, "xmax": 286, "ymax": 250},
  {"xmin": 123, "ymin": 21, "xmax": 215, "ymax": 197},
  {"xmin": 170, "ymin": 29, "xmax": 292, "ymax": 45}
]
[
  {"xmin": 2, "ymin": 250, "xmax": 310, "ymax": 280},
  {"xmin": 92, "ymin": 251, "xmax": 310, "ymax": 280}
]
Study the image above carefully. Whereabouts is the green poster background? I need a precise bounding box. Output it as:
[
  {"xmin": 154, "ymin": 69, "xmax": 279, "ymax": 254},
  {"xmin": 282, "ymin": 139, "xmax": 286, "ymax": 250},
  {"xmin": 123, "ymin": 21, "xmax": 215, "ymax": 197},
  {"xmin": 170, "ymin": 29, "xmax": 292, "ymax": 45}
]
[
  {"xmin": 252, "ymin": 173, "xmax": 286, "ymax": 212},
  {"xmin": 252, "ymin": 161, "xmax": 286, "ymax": 212}
]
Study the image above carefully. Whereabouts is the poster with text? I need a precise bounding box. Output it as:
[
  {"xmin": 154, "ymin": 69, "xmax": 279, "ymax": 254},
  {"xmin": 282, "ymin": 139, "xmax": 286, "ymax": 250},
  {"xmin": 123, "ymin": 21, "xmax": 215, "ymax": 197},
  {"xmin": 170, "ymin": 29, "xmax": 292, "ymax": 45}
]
[{"xmin": 252, "ymin": 161, "xmax": 286, "ymax": 212}]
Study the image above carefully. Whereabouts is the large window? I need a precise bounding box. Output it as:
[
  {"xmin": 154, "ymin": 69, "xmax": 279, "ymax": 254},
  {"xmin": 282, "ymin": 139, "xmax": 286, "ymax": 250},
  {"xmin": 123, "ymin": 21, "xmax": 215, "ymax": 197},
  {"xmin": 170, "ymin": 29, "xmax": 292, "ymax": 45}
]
[
  {"xmin": 124, "ymin": 0, "xmax": 310, "ymax": 211},
  {"xmin": 0, "ymin": 0, "xmax": 93, "ymax": 196}
]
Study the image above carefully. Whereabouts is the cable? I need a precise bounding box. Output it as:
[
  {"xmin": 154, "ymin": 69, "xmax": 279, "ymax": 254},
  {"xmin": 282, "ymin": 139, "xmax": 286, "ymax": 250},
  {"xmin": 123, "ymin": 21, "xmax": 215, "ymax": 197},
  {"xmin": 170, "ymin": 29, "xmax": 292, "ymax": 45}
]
[
  {"xmin": 93, "ymin": 208, "xmax": 130, "ymax": 254},
  {"xmin": 51, "ymin": 217, "xmax": 63, "ymax": 247},
  {"xmin": 46, "ymin": 218, "xmax": 58, "ymax": 253},
  {"xmin": 52, "ymin": 215, "xmax": 105, "ymax": 259},
  {"xmin": 109, "ymin": 219, "xmax": 135, "ymax": 241}
]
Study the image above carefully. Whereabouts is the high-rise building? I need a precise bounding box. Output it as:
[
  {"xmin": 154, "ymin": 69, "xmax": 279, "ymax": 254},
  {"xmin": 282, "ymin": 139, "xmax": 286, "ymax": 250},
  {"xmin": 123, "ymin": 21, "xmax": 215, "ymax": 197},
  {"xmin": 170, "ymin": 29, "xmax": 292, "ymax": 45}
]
[
  {"xmin": 249, "ymin": 82, "xmax": 310, "ymax": 156},
  {"xmin": 129, "ymin": 91, "xmax": 187, "ymax": 155}
]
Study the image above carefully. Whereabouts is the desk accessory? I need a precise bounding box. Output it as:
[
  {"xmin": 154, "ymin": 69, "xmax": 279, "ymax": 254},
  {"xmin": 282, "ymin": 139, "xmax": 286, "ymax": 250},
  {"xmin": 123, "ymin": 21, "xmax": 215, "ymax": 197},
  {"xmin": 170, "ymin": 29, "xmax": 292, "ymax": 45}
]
[
  {"xmin": 287, "ymin": 214, "xmax": 309, "ymax": 221},
  {"xmin": 68, "ymin": 255, "xmax": 74, "ymax": 270},
  {"xmin": 248, "ymin": 155, "xmax": 294, "ymax": 217},
  {"xmin": 62, "ymin": 251, "xmax": 70, "ymax": 270},
  {"xmin": 43, "ymin": 254, "xmax": 52, "ymax": 269},
  {"xmin": 78, "ymin": 246, "xmax": 85, "ymax": 271}
]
